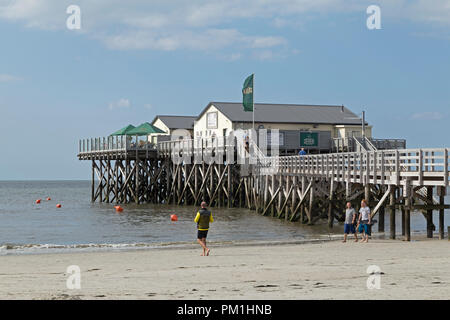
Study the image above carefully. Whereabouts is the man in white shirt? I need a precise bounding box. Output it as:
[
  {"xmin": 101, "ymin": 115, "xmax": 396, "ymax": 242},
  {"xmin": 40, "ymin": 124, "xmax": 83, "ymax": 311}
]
[{"xmin": 358, "ymin": 199, "xmax": 372, "ymax": 243}]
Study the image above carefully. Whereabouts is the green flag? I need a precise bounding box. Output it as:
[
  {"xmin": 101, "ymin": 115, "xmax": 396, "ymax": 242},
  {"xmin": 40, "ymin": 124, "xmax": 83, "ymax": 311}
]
[{"xmin": 242, "ymin": 74, "xmax": 254, "ymax": 112}]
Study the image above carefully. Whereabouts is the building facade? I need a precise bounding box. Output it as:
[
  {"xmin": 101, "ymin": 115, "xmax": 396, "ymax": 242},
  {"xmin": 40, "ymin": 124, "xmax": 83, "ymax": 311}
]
[{"xmin": 194, "ymin": 102, "xmax": 372, "ymax": 153}]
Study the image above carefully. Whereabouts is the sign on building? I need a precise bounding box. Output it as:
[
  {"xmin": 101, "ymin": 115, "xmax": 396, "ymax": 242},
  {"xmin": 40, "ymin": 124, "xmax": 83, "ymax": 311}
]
[{"xmin": 300, "ymin": 132, "xmax": 319, "ymax": 147}]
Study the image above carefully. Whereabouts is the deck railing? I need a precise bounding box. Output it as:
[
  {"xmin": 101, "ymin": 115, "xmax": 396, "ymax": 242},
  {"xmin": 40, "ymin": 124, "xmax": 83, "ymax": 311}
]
[
  {"xmin": 331, "ymin": 137, "xmax": 406, "ymax": 152},
  {"xmin": 157, "ymin": 137, "xmax": 240, "ymax": 160},
  {"xmin": 370, "ymin": 138, "xmax": 406, "ymax": 150},
  {"xmin": 78, "ymin": 136, "xmax": 157, "ymax": 155},
  {"xmin": 259, "ymin": 148, "xmax": 450, "ymax": 187}
]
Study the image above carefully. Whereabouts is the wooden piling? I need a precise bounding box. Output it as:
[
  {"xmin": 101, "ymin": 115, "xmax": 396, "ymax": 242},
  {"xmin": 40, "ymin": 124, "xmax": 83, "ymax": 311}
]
[
  {"xmin": 389, "ymin": 186, "xmax": 396, "ymax": 239},
  {"xmin": 426, "ymin": 186, "xmax": 434, "ymax": 238},
  {"xmin": 328, "ymin": 179, "xmax": 334, "ymax": 229},
  {"xmin": 401, "ymin": 205, "xmax": 406, "ymax": 236},
  {"xmin": 405, "ymin": 181, "xmax": 411, "ymax": 241},
  {"xmin": 378, "ymin": 206, "xmax": 385, "ymax": 232},
  {"xmin": 438, "ymin": 186, "xmax": 446, "ymax": 240},
  {"xmin": 91, "ymin": 160, "xmax": 95, "ymax": 202}
]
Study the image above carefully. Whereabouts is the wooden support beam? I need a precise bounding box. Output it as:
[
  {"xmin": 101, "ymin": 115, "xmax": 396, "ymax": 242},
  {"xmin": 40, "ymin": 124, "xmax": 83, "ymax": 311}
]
[
  {"xmin": 378, "ymin": 206, "xmax": 385, "ymax": 232},
  {"xmin": 262, "ymin": 186, "xmax": 281, "ymax": 216},
  {"xmin": 91, "ymin": 160, "xmax": 95, "ymax": 202},
  {"xmin": 389, "ymin": 186, "xmax": 396, "ymax": 239},
  {"xmin": 228, "ymin": 165, "xmax": 232, "ymax": 208},
  {"xmin": 405, "ymin": 181, "xmax": 411, "ymax": 241},
  {"xmin": 135, "ymin": 159, "xmax": 139, "ymax": 204},
  {"xmin": 307, "ymin": 180, "xmax": 314, "ymax": 225},
  {"xmin": 426, "ymin": 186, "xmax": 433, "ymax": 238},
  {"xmin": 328, "ymin": 179, "xmax": 334, "ymax": 229},
  {"xmin": 290, "ymin": 182, "xmax": 312, "ymax": 221},
  {"xmin": 371, "ymin": 185, "xmax": 391, "ymax": 219},
  {"xmin": 438, "ymin": 186, "xmax": 446, "ymax": 240}
]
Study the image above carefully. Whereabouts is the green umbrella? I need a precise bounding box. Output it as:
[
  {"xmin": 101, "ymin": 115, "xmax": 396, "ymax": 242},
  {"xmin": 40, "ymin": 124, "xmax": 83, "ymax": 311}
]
[
  {"xmin": 127, "ymin": 122, "xmax": 166, "ymax": 136},
  {"xmin": 110, "ymin": 124, "xmax": 136, "ymax": 136}
]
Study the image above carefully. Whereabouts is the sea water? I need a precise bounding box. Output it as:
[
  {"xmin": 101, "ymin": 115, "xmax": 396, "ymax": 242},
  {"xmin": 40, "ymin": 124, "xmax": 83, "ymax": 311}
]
[{"xmin": 0, "ymin": 181, "xmax": 447, "ymax": 255}]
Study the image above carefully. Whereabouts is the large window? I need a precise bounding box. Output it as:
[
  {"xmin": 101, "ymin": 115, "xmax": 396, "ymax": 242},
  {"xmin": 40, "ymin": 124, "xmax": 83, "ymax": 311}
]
[{"xmin": 206, "ymin": 112, "xmax": 218, "ymax": 129}]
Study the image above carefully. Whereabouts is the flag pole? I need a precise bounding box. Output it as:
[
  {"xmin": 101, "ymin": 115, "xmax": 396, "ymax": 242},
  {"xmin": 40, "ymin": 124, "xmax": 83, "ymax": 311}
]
[{"xmin": 252, "ymin": 73, "xmax": 255, "ymax": 130}]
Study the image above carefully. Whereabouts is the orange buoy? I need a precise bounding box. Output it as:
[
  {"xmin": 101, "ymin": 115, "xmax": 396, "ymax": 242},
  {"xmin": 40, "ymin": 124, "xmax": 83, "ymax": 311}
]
[
  {"xmin": 170, "ymin": 214, "xmax": 178, "ymax": 222},
  {"xmin": 46, "ymin": 197, "xmax": 51, "ymax": 201},
  {"xmin": 35, "ymin": 199, "xmax": 41, "ymax": 204},
  {"xmin": 115, "ymin": 206, "xmax": 123, "ymax": 212},
  {"xmin": 56, "ymin": 204, "xmax": 62, "ymax": 208}
]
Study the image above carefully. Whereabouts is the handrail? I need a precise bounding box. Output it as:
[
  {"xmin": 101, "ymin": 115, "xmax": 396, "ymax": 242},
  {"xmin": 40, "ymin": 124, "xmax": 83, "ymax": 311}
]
[
  {"xmin": 265, "ymin": 148, "xmax": 450, "ymax": 187},
  {"xmin": 353, "ymin": 137, "xmax": 367, "ymax": 152},
  {"xmin": 78, "ymin": 135, "xmax": 156, "ymax": 155},
  {"xmin": 364, "ymin": 137, "xmax": 378, "ymax": 151}
]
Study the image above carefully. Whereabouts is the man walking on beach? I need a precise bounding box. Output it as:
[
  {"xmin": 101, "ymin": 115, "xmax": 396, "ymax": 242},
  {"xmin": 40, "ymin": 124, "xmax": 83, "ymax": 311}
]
[
  {"xmin": 194, "ymin": 202, "xmax": 214, "ymax": 256},
  {"xmin": 357, "ymin": 199, "xmax": 371, "ymax": 243},
  {"xmin": 343, "ymin": 202, "xmax": 358, "ymax": 243}
]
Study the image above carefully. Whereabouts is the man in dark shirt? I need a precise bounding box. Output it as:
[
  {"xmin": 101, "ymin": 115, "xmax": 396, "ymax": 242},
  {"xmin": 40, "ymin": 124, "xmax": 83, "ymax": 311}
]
[{"xmin": 194, "ymin": 202, "xmax": 214, "ymax": 256}]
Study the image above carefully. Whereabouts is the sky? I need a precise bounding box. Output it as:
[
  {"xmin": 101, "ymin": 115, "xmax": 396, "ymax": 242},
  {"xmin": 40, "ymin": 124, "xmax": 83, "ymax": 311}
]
[{"xmin": 0, "ymin": 0, "xmax": 449, "ymax": 180}]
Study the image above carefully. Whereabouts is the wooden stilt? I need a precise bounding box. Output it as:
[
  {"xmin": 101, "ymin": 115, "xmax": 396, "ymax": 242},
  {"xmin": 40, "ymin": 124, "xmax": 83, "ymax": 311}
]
[
  {"xmin": 135, "ymin": 159, "xmax": 139, "ymax": 204},
  {"xmin": 328, "ymin": 179, "xmax": 334, "ymax": 229},
  {"xmin": 401, "ymin": 205, "xmax": 406, "ymax": 236},
  {"xmin": 405, "ymin": 181, "xmax": 411, "ymax": 241},
  {"xmin": 308, "ymin": 181, "xmax": 314, "ymax": 225},
  {"xmin": 438, "ymin": 186, "xmax": 446, "ymax": 240},
  {"xmin": 426, "ymin": 186, "xmax": 434, "ymax": 238},
  {"xmin": 378, "ymin": 206, "xmax": 385, "ymax": 232},
  {"xmin": 389, "ymin": 186, "xmax": 396, "ymax": 239},
  {"xmin": 91, "ymin": 160, "xmax": 96, "ymax": 202}
]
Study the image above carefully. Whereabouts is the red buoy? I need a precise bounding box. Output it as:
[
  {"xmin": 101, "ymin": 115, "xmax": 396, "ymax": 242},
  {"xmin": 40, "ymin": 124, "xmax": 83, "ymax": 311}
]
[
  {"xmin": 46, "ymin": 197, "xmax": 51, "ymax": 201},
  {"xmin": 35, "ymin": 199, "xmax": 41, "ymax": 204},
  {"xmin": 115, "ymin": 206, "xmax": 123, "ymax": 212},
  {"xmin": 56, "ymin": 204, "xmax": 62, "ymax": 208},
  {"xmin": 170, "ymin": 214, "xmax": 178, "ymax": 222}
]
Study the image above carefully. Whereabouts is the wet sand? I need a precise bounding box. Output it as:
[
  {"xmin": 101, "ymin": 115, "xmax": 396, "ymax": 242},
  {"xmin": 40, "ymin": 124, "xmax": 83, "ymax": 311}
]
[{"xmin": 0, "ymin": 239, "xmax": 449, "ymax": 300}]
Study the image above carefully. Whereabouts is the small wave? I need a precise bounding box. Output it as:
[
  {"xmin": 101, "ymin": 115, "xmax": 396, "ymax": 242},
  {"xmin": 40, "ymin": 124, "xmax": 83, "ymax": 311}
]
[
  {"xmin": 0, "ymin": 236, "xmax": 335, "ymax": 256},
  {"xmin": 0, "ymin": 230, "xmax": 430, "ymax": 256},
  {"xmin": 0, "ymin": 242, "xmax": 196, "ymax": 256}
]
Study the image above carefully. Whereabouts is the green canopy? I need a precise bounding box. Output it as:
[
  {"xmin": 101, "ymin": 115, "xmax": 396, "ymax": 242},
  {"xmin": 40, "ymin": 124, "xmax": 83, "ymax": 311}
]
[
  {"xmin": 110, "ymin": 124, "xmax": 136, "ymax": 136},
  {"xmin": 127, "ymin": 122, "xmax": 166, "ymax": 136}
]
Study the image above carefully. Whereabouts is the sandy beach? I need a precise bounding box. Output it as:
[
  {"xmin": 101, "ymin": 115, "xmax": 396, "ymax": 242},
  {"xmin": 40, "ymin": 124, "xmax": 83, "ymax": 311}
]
[{"xmin": 0, "ymin": 239, "xmax": 449, "ymax": 300}]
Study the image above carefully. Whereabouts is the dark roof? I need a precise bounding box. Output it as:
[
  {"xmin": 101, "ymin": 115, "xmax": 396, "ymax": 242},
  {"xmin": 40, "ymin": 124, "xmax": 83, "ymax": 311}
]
[
  {"xmin": 151, "ymin": 115, "xmax": 197, "ymax": 129},
  {"xmin": 198, "ymin": 102, "xmax": 366, "ymax": 125}
]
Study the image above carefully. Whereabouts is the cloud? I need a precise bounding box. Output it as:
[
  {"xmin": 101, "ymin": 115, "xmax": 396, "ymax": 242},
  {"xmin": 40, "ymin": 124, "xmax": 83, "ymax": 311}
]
[
  {"xmin": 410, "ymin": 112, "xmax": 445, "ymax": 120},
  {"xmin": 108, "ymin": 98, "xmax": 131, "ymax": 110},
  {"xmin": 0, "ymin": 73, "xmax": 22, "ymax": 82},
  {"xmin": 103, "ymin": 28, "xmax": 287, "ymax": 52},
  {"xmin": 0, "ymin": 0, "xmax": 449, "ymax": 57}
]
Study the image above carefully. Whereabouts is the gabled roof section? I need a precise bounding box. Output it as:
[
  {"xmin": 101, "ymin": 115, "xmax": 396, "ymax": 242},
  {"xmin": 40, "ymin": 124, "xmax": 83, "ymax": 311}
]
[
  {"xmin": 197, "ymin": 102, "xmax": 365, "ymax": 125},
  {"xmin": 151, "ymin": 115, "xmax": 197, "ymax": 130}
]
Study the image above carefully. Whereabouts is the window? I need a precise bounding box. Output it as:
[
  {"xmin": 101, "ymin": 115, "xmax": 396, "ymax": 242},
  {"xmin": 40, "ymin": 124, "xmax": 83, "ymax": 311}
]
[
  {"xmin": 206, "ymin": 112, "xmax": 218, "ymax": 129},
  {"xmin": 267, "ymin": 131, "xmax": 284, "ymax": 146}
]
